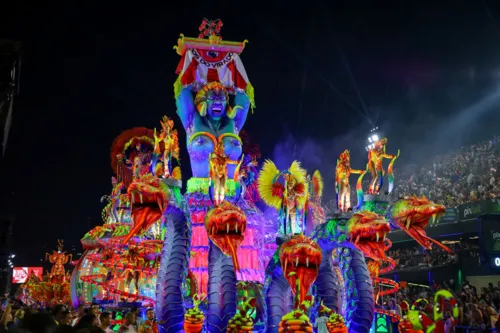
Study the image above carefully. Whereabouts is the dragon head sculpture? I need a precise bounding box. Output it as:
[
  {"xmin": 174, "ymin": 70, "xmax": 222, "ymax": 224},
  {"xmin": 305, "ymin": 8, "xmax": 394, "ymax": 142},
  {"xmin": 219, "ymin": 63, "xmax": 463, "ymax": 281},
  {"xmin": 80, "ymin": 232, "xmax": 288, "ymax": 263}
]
[
  {"xmin": 346, "ymin": 211, "xmax": 391, "ymax": 261},
  {"xmin": 389, "ymin": 196, "xmax": 452, "ymax": 253},
  {"xmin": 205, "ymin": 201, "xmax": 247, "ymax": 271},
  {"xmin": 123, "ymin": 174, "xmax": 168, "ymax": 244},
  {"xmin": 280, "ymin": 234, "xmax": 322, "ymax": 304}
]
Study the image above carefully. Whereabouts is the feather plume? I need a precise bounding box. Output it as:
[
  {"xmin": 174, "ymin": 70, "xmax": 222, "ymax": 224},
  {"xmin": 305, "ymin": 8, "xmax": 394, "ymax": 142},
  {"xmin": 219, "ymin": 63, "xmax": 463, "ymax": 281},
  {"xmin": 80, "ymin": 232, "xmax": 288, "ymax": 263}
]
[
  {"xmin": 272, "ymin": 183, "xmax": 284, "ymax": 197},
  {"xmin": 258, "ymin": 159, "xmax": 282, "ymax": 209},
  {"xmin": 294, "ymin": 183, "xmax": 306, "ymax": 195},
  {"xmin": 312, "ymin": 170, "xmax": 324, "ymax": 200},
  {"xmin": 288, "ymin": 161, "xmax": 308, "ymax": 209},
  {"xmin": 288, "ymin": 161, "xmax": 307, "ymax": 184}
]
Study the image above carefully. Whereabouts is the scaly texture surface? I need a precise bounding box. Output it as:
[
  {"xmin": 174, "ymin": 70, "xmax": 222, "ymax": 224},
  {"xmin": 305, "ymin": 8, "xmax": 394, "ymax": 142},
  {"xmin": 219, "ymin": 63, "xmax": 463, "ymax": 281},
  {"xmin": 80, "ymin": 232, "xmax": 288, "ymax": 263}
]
[
  {"xmin": 264, "ymin": 252, "xmax": 294, "ymax": 333},
  {"xmin": 312, "ymin": 217, "xmax": 376, "ymax": 333},
  {"xmin": 155, "ymin": 201, "xmax": 191, "ymax": 333},
  {"xmin": 206, "ymin": 244, "xmax": 237, "ymax": 333}
]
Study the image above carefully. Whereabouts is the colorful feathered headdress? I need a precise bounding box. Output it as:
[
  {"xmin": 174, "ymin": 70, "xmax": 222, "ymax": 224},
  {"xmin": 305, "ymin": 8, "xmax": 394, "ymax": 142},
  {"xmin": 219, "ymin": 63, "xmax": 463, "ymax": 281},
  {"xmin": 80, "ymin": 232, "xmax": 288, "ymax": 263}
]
[
  {"xmin": 339, "ymin": 149, "xmax": 350, "ymax": 161},
  {"xmin": 193, "ymin": 82, "xmax": 237, "ymax": 118},
  {"xmin": 257, "ymin": 160, "xmax": 308, "ymax": 210},
  {"xmin": 374, "ymin": 137, "xmax": 388, "ymax": 150}
]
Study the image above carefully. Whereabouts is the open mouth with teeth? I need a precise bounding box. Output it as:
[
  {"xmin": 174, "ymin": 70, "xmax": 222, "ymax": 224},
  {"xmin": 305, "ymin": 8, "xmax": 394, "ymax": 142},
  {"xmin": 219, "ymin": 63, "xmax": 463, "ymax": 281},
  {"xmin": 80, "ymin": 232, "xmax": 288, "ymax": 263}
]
[
  {"xmin": 390, "ymin": 197, "xmax": 452, "ymax": 253},
  {"xmin": 122, "ymin": 174, "xmax": 168, "ymax": 244},
  {"xmin": 205, "ymin": 201, "xmax": 247, "ymax": 271},
  {"xmin": 210, "ymin": 103, "xmax": 224, "ymax": 116},
  {"xmin": 279, "ymin": 234, "xmax": 322, "ymax": 304},
  {"xmin": 346, "ymin": 211, "xmax": 391, "ymax": 261}
]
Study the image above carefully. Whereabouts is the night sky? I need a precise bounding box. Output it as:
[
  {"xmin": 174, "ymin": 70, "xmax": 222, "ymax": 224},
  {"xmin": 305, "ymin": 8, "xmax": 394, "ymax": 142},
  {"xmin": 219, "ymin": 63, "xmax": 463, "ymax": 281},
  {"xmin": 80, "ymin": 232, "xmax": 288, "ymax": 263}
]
[{"xmin": 2, "ymin": 1, "xmax": 500, "ymax": 267}]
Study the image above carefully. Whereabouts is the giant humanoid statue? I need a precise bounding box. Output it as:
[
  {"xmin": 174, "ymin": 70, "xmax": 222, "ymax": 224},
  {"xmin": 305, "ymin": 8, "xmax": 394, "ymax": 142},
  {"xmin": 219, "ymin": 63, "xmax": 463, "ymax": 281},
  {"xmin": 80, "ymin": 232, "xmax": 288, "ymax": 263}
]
[
  {"xmin": 175, "ymin": 82, "xmax": 251, "ymax": 333},
  {"xmin": 156, "ymin": 20, "xmax": 264, "ymax": 333},
  {"xmin": 176, "ymin": 82, "xmax": 250, "ymax": 181}
]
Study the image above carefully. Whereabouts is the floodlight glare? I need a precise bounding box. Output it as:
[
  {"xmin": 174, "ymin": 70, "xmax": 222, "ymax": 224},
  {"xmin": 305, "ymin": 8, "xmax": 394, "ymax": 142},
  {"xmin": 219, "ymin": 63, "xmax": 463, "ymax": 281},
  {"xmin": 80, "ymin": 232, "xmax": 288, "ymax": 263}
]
[{"xmin": 372, "ymin": 134, "xmax": 379, "ymax": 142}]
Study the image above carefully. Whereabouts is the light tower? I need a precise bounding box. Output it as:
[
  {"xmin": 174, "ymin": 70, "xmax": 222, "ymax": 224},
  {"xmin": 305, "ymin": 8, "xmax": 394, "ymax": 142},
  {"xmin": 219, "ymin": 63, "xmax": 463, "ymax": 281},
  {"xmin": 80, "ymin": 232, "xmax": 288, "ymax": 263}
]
[{"xmin": 365, "ymin": 126, "xmax": 382, "ymax": 151}]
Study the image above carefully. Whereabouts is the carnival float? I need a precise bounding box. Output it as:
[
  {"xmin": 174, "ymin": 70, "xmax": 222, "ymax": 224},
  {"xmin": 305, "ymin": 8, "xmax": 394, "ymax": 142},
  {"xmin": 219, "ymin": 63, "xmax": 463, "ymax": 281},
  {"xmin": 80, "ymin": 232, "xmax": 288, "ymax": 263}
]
[
  {"xmin": 19, "ymin": 240, "xmax": 72, "ymax": 307},
  {"xmin": 68, "ymin": 19, "xmax": 456, "ymax": 333}
]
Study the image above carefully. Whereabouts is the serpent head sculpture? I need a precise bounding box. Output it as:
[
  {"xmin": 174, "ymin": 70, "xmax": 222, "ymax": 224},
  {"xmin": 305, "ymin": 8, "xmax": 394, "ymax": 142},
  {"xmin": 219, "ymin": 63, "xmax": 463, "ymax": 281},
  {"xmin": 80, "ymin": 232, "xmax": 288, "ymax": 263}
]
[
  {"xmin": 389, "ymin": 196, "xmax": 451, "ymax": 253},
  {"xmin": 346, "ymin": 211, "xmax": 391, "ymax": 261},
  {"xmin": 123, "ymin": 174, "xmax": 168, "ymax": 244},
  {"xmin": 279, "ymin": 234, "xmax": 322, "ymax": 304},
  {"xmin": 205, "ymin": 201, "xmax": 247, "ymax": 271}
]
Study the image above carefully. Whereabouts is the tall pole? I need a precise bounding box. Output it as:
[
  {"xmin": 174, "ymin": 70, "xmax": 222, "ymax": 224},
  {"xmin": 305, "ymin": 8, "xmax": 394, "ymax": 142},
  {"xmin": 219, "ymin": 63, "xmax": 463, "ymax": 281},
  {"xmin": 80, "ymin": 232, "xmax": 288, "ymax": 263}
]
[{"xmin": 0, "ymin": 40, "xmax": 21, "ymax": 296}]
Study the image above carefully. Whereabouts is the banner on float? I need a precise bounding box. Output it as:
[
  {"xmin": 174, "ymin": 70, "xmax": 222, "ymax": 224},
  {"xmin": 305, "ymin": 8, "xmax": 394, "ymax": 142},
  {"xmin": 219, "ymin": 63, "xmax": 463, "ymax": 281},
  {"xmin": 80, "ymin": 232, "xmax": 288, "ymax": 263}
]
[
  {"xmin": 458, "ymin": 199, "xmax": 500, "ymax": 222},
  {"xmin": 12, "ymin": 267, "xmax": 43, "ymax": 284}
]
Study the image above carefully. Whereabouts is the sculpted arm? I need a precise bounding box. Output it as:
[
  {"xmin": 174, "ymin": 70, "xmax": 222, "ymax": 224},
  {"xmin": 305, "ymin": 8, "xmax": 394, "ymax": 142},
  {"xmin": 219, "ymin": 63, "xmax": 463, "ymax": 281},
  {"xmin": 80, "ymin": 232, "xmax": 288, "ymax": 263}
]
[
  {"xmin": 233, "ymin": 91, "xmax": 250, "ymax": 130},
  {"xmin": 383, "ymin": 149, "xmax": 400, "ymax": 160},
  {"xmin": 175, "ymin": 87, "xmax": 196, "ymax": 129},
  {"xmin": 350, "ymin": 168, "xmax": 364, "ymax": 175},
  {"xmin": 46, "ymin": 253, "xmax": 54, "ymax": 263}
]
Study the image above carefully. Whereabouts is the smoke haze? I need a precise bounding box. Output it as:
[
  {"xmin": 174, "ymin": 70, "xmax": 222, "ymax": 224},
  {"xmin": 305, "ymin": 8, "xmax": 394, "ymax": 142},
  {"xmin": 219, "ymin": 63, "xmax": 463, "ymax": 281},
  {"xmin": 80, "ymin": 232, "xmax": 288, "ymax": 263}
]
[{"xmin": 270, "ymin": 67, "xmax": 500, "ymax": 202}]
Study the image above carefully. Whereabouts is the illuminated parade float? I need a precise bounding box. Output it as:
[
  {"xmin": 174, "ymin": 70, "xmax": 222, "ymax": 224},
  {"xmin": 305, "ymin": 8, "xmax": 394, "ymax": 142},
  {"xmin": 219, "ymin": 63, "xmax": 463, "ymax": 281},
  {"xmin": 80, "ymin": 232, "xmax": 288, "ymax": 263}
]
[
  {"xmin": 19, "ymin": 240, "xmax": 72, "ymax": 307},
  {"xmin": 68, "ymin": 19, "xmax": 458, "ymax": 333}
]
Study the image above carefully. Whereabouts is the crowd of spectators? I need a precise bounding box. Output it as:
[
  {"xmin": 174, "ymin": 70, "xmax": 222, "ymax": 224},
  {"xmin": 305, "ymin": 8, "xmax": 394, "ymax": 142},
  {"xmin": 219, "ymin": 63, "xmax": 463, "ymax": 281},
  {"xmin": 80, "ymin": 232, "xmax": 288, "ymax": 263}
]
[
  {"xmin": 390, "ymin": 279, "xmax": 500, "ymax": 332},
  {"xmin": 0, "ymin": 302, "xmax": 156, "ymax": 333},
  {"xmin": 393, "ymin": 136, "xmax": 500, "ymax": 207},
  {"xmin": 387, "ymin": 241, "xmax": 480, "ymax": 272}
]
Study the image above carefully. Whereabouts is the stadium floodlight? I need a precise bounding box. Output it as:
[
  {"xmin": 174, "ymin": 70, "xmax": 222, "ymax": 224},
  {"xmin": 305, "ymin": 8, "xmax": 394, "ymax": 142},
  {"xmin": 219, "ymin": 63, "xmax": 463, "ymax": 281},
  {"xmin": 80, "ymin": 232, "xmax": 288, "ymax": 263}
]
[
  {"xmin": 10, "ymin": 254, "xmax": 15, "ymax": 258},
  {"xmin": 366, "ymin": 126, "xmax": 383, "ymax": 151}
]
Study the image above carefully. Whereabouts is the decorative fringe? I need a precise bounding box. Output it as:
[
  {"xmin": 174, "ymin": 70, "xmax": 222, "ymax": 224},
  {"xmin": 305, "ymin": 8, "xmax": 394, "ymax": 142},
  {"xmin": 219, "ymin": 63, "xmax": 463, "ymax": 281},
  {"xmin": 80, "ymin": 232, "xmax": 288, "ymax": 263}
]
[
  {"xmin": 173, "ymin": 75, "xmax": 183, "ymax": 100},
  {"xmin": 186, "ymin": 177, "xmax": 239, "ymax": 196},
  {"xmin": 245, "ymin": 82, "xmax": 255, "ymax": 112}
]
